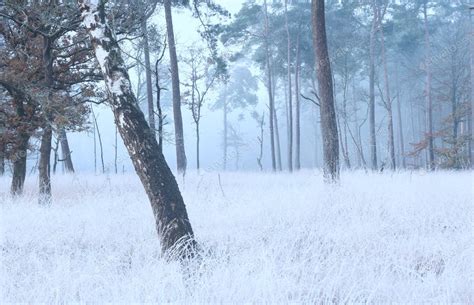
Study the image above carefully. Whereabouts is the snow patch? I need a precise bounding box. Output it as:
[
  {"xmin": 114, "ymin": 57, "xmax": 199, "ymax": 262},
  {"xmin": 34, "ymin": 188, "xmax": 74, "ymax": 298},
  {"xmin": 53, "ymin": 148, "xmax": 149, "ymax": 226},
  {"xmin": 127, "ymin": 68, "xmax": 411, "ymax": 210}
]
[{"xmin": 1, "ymin": 171, "xmax": 472, "ymax": 303}]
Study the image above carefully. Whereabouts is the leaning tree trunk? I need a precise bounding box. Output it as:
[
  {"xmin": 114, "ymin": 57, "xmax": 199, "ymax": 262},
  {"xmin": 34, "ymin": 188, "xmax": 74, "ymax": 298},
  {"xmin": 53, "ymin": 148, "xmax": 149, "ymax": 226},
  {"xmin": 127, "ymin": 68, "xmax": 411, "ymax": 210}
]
[
  {"xmin": 311, "ymin": 0, "xmax": 339, "ymax": 182},
  {"xmin": 59, "ymin": 128, "xmax": 75, "ymax": 173},
  {"xmin": 80, "ymin": 0, "xmax": 195, "ymax": 256},
  {"xmin": 164, "ymin": 0, "xmax": 187, "ymax": 174}
]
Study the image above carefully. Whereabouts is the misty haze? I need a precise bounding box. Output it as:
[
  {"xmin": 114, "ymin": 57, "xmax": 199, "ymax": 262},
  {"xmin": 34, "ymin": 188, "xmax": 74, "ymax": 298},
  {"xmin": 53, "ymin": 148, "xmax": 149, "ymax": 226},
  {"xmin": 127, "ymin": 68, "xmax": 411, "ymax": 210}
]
[{"xmin": 0, "ymin": 0, "xmax": 472, "ymax": 303}]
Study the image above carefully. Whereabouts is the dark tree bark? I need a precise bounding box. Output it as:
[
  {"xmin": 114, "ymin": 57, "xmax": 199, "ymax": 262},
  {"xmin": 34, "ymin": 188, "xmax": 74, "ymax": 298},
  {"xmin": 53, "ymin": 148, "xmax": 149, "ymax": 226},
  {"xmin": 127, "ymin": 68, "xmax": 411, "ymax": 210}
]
[
  {"xmin": 59, "ymin": 128, "xmax": 75, "ymax": 173},
  {"xmin": 80, "ymin": 0, "xmax": 195, "ymax": 256},
  {"xmin": 369, "ymin": 1, "xmax": 378, "ymax": 170},
  {"xmin": 11, "ymin": 134, "xmax": 28, "ymax": 196},
  {"xmin": 469, "ymin": 6, "xmax": 473, "ymax": 168},
  {"xmin": 52, "ymin": 136, "xmax": 59, "ymax": 174},
  {"xmin": 311, "ymin": 0, "xmax": 339, "ymax": 182},
  {"xmin": 0, "ymin": 142, "xmax": 4, "ymax": 176},
  {"xmin": 38, "ymin": 126, "xmax": 52, "ymax": 203},
  {"xmin": 38, "ymin": 36, "xmax": 53, "ymax": 204},
  {"xmin": 164, "ymin": 0, "xmax": 187, "ymax": 174},
  {"xmin": 155, "ymin": 44, "xmax": 167, "ymax": 154},
  {"xmin": 10, "ymin": 99, "xmax": 30, "ymax": 195}
]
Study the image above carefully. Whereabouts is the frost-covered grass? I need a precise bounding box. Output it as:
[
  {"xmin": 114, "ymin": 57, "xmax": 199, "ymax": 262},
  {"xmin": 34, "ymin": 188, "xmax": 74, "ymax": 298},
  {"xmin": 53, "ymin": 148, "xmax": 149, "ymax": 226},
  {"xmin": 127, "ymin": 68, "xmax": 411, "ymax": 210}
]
[{"xmin": 1, "ymin": 170, "xmax": 473, "ymax": 303}]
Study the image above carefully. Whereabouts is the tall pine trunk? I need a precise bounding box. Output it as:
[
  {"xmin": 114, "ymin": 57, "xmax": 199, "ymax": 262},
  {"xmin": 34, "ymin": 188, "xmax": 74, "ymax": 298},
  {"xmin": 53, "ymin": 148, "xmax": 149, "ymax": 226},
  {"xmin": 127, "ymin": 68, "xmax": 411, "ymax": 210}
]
[
  {"xmin": 0, "ymin": 142, "xmax": 5, "ymax": 176},
  {"xmin": 142, "ymin": 19, "xmax": 156, "ymax": 137},
  {"xmin": 312, "ymin": 0, "xmax": 339, "ymax": 182},
  {"xmin": 377, "ymin": 5, "xmax": 396, "ymax": 170},
  {"xmin": 468, "ymin": 5, "xmax": 473, "ymax": 168},
  {"xmin": 285, "ymin": 0, "xmax": 293, "ymax": 172},
  {"xmin": 164, "ymin": 0, "xmax": 187, "ymax": 174},
  {"xmin": 264, "ymin": 0, "xmax": 276, "ymax": 171},
  {"xmin": 81, "ymin": 0, "xmax": 196, "ymax": 256},
  {"xmin": 223, "ymin": 96, "xmax": 228, "ymax": 170},
  {"xmin": 39, "ymin": 35, "xmax": 53, "ymax": 204},
  {"xmin": 274, "ymin": 106, "xmax": 283, "ymax": 171},
  {"xmin": 272, "ymin": 75, "xmax": 282, "ymax": 171},
  {"xmin": 423, "ymin": 1, "xmax": 435, "ymax": 170},
  {"xmin": 395, "ymin": 66, "xmax": 406, "ymax": 168},
  {"xmin": 369, "ymin": 3, "xmax": 378, "ymax": 170},
  {"xmin": 295, "ymin": 29, "xmax": 301, "ymax": 170}
]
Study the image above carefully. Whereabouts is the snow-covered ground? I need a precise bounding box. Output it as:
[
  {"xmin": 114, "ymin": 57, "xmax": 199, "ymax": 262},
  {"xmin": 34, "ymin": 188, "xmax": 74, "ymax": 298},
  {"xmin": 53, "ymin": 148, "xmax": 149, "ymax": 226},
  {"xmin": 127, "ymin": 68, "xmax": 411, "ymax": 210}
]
[{"xmin": 1, "ymin": 170, "xmax": 472, "ymax": 303}]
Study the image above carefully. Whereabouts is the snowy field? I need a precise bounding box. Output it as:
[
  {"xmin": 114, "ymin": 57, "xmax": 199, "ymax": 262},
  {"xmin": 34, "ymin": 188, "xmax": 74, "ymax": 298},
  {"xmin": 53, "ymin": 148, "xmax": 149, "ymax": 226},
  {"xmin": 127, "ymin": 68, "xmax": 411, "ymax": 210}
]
[{"xmin": 1, "ymin": 170, "xmax": 473, "ymax": 303}]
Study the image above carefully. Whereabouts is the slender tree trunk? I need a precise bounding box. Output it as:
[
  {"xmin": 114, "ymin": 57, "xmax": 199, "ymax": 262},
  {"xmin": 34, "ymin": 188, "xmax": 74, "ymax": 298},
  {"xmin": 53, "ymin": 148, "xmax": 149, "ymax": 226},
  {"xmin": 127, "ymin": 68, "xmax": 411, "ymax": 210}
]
[
  {"xmin": 257, "ymin": 114, "xmax": 264, "ymax": 171},
  {"xmin": 377, "ymin": 4, "xmax": 396, "ymax": 170},
  {"xmin": 11, "ymin": 133, "xmax": 29, "ymax": 196},
  {"xmin": 312, "ymin": 0, "xmax": 339, "ymax": 182},
  {"xmin": 395, "ymin": 66, "xmax": 406, "ymax": 168},
  {"xmin": 142, "ymin": 19, "xmax": 155, "ymax": 137},
  {"xmin": 469, "ymin": 4, "xmax": 473, "ymax": 168},
  {"xmin": 196, "ymin": 123, "xmax": 200, "ymax": 170},
  {"xmin": 285, "ymin": 0, "xmax": 293, "ymax": 172},
  {"xmin": 52, "ymin": 136, "xmax": 59, "ymax": 174},
  {"xmin": 341, "ymin": 66, "xmax": 351, "ymax": 169},
  {"xmin": 114, "ymin": 125, "xmax": 118, "ymax": 174},
  {"xmin": 81, "ymin": 0, "xmax": 196, "ymax": 256},
  {"xmin": 223, "ymin": 98, "xmax": 228, "ymax": 171},
  {"xmin": 369, "ymin": 3, "xmax": 378, "ymax": 170},
  {"xmin": 39, "ymin": 36, "xmax": 53, "ymax": 204},
  {"xmin": 164, "ymin": 0, "xmax": 187, "ymax": 174},
  {"xmin": 274, "ymin": 106, "xmax": 283, "ymax": 171},
  {"xmin": 272, "ymin": 75, "xmax": 282, "ymax": 171},
  {"xmin": 264, "ymin": 0, "xmax": 276, "ymax": 171},
  {"xmin": 93, "ymin": 113, "xmax": 97, "ymax": 173},
  {"xmin": 59, "ymin": 129, "xmax": 75, "ymax": 173},
  {"xmin": 351, "ymin": 80, "xmax": 362, "ymax": 168},
  {"xmin": 92, "ymin": 109, "xmax": 105, "ymax": 174},
  {"xmin": 38, "ymin": 126, "xmax": 52, "ymax": 203},
  {"xmin": 295, "ymin": 30, "xmax": 301, "ymax": 170},
  {"xmin": 155, "ymin": 57, "xmax": 165, "ymax": 153},
  {"xmin": 0, "ymin": 142, "xmax": 5, "ymax": 176},
  {"xmin": 423, "ymin": 1, "xmax": 435, "ymax": 170}
]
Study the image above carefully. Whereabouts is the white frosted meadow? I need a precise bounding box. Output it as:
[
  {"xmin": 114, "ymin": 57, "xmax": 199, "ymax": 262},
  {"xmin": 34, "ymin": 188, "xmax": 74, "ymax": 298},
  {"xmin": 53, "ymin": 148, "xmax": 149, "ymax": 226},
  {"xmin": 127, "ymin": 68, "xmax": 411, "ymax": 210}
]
[{"xmin": 1, "ymin": 170, "xmax": 472, "ymax": 303}]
